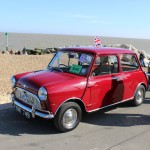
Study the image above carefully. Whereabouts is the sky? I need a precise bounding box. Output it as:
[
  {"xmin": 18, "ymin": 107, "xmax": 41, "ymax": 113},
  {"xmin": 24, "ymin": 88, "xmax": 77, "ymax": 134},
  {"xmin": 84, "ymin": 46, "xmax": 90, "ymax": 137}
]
[{"xmin": 0, "ymin": 0, "xmax": 150, "ymax": 39}]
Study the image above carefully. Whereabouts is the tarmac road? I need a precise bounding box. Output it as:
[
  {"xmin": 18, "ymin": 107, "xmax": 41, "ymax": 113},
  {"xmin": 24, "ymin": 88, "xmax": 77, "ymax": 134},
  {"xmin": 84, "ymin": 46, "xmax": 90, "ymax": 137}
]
[{"xmin": 0, "ymin": 92, "xmax": 150, "ymax": 150}]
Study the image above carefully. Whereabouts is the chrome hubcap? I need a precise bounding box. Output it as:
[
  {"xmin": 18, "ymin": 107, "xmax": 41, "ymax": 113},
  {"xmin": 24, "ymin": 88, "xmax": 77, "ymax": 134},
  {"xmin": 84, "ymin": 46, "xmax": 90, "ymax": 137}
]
[
  {"xmin": 63, "ymin": 109, "xmax": 77, "ymax": 129},
  {"xmin": 136, "ymin": 89, "xmax": 143, "ymax": 104}
]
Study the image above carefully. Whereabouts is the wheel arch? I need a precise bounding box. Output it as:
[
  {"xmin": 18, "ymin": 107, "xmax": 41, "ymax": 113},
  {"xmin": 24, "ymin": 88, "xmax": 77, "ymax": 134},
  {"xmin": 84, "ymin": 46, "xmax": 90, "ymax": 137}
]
[
  {"xmin": 132, "ymin": 82, "xmax": 146, "ymax": 102},
  {"xmin": 54, "ymin": 98, "xmax": 86, "ymax": 115},
  {"xmin": 132, "ymin": 83, "xmax": 146, "ymax": 106},
  {"xmin": 138, "ymin": 82, "xmax": 147, "ymax": 91}
]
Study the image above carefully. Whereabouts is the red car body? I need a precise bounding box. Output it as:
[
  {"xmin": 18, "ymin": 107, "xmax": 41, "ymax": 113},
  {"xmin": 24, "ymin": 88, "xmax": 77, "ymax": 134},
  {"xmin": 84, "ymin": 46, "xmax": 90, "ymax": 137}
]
[{"xmin": 11, "ymin": 47, "xmax": 148, "ymax": 132}]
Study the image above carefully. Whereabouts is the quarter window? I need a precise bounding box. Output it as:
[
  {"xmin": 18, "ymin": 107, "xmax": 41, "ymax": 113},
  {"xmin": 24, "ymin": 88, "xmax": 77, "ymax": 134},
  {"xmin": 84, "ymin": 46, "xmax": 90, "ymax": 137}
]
[{"xmin": 120, "ymin": 54, "xmax": 139, "ymax": 72}]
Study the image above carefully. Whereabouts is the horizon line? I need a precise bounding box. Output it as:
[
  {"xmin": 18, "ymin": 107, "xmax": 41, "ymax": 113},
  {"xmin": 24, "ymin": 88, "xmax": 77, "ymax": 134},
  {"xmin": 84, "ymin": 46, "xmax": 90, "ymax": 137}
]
[{"xmin": 0, "ymin": 32, "xmax": 150, "ymax": 40}]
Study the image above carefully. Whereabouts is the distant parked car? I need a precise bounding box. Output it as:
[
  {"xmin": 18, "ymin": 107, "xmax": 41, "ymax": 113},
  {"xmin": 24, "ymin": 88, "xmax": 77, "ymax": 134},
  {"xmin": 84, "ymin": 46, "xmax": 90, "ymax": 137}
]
[{"xmin": 11, "ymin": 47, "xmax": 148, "ymax": 132}]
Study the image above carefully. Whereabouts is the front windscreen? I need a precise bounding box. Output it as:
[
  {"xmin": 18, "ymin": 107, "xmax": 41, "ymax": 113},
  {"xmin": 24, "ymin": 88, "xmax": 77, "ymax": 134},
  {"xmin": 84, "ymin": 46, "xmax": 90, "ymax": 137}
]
[{"xmin": 48, "ymin": 51, "xmax": 94, "ymax": 76}]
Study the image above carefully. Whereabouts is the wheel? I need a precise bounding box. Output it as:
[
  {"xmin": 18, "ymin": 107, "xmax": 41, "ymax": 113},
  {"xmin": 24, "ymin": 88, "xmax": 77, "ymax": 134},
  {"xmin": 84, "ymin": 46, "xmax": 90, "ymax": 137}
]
[
  {"xmin": 54, "ymin": 102, "xmax": 82, "ymax": 132},
  {"xmin": 58, "ymin": 64, "xmax": 68, "ymax": 68},
  {"xmin": 132, "ymin": 85, "xmax": 145, "ymax": 106}
]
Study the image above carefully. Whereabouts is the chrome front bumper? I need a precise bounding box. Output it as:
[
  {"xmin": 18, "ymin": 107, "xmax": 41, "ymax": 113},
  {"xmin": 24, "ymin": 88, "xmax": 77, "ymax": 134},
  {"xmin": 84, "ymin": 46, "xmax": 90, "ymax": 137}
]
[{"xmin": 11, "ymin": 95, "xmax": 54, "ymax": 119}]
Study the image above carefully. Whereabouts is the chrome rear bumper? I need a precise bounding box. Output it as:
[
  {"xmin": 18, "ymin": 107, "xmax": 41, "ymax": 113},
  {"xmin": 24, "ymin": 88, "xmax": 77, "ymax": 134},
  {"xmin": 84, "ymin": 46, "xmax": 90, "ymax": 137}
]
[{"xmin": 11, "ymin": 95, "xmax": 54, "ymax": 119}]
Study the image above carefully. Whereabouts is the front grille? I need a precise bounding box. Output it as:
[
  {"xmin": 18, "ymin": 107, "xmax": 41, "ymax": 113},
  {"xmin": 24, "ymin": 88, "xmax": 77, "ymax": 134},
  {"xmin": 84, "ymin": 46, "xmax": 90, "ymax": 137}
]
[{"xmin": 15, "ymin": 87, "xmax": 41, "ymax": 109}]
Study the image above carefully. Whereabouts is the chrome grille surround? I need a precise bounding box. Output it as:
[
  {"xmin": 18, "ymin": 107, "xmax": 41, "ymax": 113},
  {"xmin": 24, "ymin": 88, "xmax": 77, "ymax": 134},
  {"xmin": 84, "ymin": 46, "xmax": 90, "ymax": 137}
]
[
  {"xmin": 11, "ymin": 94, "xmax": 54, "ymax": 119},
  {"xmin": 15, "ymin": 87, "xmax": 41, "ymax": 109}
]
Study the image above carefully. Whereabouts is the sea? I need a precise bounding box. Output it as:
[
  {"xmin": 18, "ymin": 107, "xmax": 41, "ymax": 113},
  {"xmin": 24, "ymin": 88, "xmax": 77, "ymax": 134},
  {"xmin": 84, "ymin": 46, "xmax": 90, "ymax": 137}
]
[{"xmin": 0, "ymin": 32, "xmax": 150, "ymax": 54}]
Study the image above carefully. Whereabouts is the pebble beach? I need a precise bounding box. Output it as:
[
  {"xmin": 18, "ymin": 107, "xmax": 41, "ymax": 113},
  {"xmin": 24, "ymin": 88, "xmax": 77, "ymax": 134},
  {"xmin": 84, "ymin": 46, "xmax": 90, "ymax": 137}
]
[{"xmin": 0, "ymin": 54, "xmax": 53, "ymax": 104}]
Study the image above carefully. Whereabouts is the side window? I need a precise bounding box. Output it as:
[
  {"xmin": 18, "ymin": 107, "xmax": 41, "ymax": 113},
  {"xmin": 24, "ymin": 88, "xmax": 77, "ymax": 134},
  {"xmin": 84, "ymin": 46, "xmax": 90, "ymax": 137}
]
[
  {"xmin": 120, "ymin": 54, "xmax": 139, "ymax": 72},
  {"xmin": 92, "ymin": 55, "xmax": 119, "ymax": 76}
]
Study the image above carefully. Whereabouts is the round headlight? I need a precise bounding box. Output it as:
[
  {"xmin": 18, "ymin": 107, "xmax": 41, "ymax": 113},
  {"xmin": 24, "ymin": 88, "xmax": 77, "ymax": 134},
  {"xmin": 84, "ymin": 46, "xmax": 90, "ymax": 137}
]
[
  {"xmin": 10, "ymin": 76, "xmax": 16, "ymax": 88},
  {"xmin": 38, "ymin": 87, "xmax": 47, "ymax": 101}
]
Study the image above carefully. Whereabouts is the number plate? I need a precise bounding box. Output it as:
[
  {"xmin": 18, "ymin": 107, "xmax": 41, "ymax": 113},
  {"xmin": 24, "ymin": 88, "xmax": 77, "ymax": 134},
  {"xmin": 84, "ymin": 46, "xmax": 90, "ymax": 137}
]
[{"xmin": 15, "ymin": 105, "xmax": 31, "ymax": 119}]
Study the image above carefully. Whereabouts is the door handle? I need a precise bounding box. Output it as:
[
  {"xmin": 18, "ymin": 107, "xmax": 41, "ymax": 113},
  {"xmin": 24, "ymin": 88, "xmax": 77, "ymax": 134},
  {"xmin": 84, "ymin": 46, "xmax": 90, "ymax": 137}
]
[
  {"xmin": 112, "ymin": 76, "xmax": 119, "ymax": 80},
  {"xmin": 112, "ymin": 76, "xmax": 123, "ymax": 81}
]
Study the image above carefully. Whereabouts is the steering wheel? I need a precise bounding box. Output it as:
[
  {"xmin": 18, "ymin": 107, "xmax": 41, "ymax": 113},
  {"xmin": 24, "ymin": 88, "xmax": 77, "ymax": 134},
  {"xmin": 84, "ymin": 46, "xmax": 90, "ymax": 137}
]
[{"xmin": 58, "ymin": 64, "xmax": 68, "ymax": 68}]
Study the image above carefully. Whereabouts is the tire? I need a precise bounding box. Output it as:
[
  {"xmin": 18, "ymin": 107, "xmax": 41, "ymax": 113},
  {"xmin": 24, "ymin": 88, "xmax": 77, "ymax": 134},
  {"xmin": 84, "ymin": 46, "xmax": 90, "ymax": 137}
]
[
  {"xmin": 132, "ymin": 85, "xmax": 145, "ymax": 106},
  {"xmin": 54, "ymin": 102, "xmax": 82, "ymax": 132}
]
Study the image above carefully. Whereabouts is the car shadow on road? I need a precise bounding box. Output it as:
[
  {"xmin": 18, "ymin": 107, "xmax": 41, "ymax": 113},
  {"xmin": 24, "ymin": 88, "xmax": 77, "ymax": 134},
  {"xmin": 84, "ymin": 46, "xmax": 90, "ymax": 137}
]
[
  {"xmin": 144, "ymin": 98, "xmax": 150, "ymax": 104},
  {"xmin": 0, "ymin": 99, "xmax": 150, "ymax": 136},
  {"xmin": 82, "ymin": 99, "xmax": 150, "ymax": 127},
  {"xmin": 0, "ymin": 107, "xmax": 60, "ymax": 136}
]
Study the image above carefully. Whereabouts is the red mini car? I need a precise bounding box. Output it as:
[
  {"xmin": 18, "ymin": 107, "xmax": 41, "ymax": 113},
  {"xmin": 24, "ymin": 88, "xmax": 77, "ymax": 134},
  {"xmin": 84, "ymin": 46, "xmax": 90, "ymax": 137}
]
[{"xmin": 11, "ymin": 47, "xmax": 148, "ymax": 132}]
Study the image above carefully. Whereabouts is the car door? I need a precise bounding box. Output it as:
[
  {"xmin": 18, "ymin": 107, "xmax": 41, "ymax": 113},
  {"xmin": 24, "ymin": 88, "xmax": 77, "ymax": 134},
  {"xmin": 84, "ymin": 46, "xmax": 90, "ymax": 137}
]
[
  {"xmin": 87, "ymin": 55, "xmax": 124, "ymax": 110},
  {"xmin": 120, "ymin": 54, "xmax": 140, "ymax": 100}
]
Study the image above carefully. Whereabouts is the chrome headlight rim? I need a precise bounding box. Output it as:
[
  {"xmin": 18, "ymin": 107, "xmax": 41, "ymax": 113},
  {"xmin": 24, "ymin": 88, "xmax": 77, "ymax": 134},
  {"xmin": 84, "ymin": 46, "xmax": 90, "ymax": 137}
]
[
  {"xmin": 11, "ymin": 76, "xmax": 16, "ymax": 88},
  {"xmin": 38, "ymin": 87, "xmax": 47, "ymax": 101}
]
